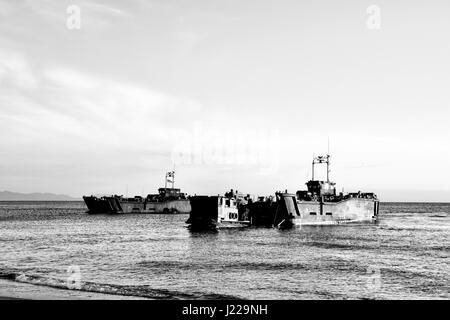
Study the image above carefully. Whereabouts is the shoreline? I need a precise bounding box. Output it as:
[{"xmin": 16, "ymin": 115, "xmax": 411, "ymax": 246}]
[{"xmin": 0, "ymin": 279, "xmax": 148, "ymax": 300}]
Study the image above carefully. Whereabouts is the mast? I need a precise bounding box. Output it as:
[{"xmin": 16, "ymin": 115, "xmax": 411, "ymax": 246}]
[
  {"xmin": 164, "ymin": 172, "xmax": 167, "ymax": 189},
  {"xmin": 311, "ymin": 154, "xmax": 331, "ymax": 182},
  {"xmin": 165, "ymin": 170, "xmax": 175, "ymax": 190},
  {"xmin": 326, "ymin": 154, "xmax": 330, "ymax": 183},
  {"xmin": 327, "ymin": 138, "xmax": 331, "ymax": 183},
  {"xmin": 172, "ymin": 170, "xmax": 175, "ymax": 189},
  {"xmin": 172, "ymin": 163, "xmax": 175, "ymax": 189}
]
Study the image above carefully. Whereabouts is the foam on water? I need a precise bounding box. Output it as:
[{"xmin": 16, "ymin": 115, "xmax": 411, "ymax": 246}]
[{"xmin": 0, "ymin": 268, "xmax": 238, "ymax": 299}]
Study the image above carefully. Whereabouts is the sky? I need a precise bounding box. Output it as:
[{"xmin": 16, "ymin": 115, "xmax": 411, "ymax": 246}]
[{"xmin": 0, "ymin": 0, "xmax": 449, "ymax": 201}]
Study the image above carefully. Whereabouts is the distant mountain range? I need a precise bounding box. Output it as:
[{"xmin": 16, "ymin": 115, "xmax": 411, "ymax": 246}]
[{"xmin": 0, "ymin": 191, "xmax": 80, "ymax": 201}]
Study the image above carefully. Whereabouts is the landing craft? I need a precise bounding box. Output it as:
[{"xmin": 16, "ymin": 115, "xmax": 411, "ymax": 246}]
[
  {"xmin": 186, "ymin": 189, "xmax": 252, "ymax": 229},
  {"xmin": 83, "ymin": 171, "xmax": 191, "ymax": 214},
  {"xmin": 274, "ymin": 154, "xmax": 379, "ymax": 228},
  {"xmin": 187, "ymin": 154, "xmax": 379, "ymax": 230}
]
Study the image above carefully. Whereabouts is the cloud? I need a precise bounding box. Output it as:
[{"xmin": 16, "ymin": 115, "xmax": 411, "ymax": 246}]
[
  {"xmin": 0, "ymin": 49, "xmax": 286, "ymax": 195},
  {"xmin": 0, "ymin": 50, "xmax": 201, "ymax": 159},
  {"xmin": 0, "ymin": 51, "xmax": 38, "ymax": 89},
  {"xmin": 0, "ymin": 48, "xmax": 212, "ymax": 196}
]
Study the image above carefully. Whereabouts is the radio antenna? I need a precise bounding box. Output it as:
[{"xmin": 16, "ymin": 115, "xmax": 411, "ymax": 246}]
[
  {"xmin": 327, "ymin": 137, "xmax": 330, "ymax": 155},
  {"xmin": 327, "ymin": 138, "xmax": 331, "ymax": 182}
]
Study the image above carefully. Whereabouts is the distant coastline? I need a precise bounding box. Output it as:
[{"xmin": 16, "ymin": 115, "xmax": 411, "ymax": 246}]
[{"xmin": 0, "ymin": 191, "xmax": 79, "ymax": 201}]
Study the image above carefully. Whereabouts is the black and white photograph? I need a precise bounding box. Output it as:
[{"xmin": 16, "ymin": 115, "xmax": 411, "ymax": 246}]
[{"xmin": 0, "ymin": 0, "xmax": 449, "ymax": 310}]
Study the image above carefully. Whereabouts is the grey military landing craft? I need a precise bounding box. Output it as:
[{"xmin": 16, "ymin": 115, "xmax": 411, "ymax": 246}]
[
  {"xmin": 83, "ymin": 171, "xmax": 191, "ymax": 214},
  {"xmin": 187, "ymin": 154, "xmax": 379, "ymax": 229},
  {"xmin": 273, "ymin": 154, "xmax": 379, "ymax": 227}
]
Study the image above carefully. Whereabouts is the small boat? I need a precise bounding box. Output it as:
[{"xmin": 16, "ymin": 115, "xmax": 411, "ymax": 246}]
[{"xmin": 187, "ymin": 190, "xmax": 251, "ymax": 230}]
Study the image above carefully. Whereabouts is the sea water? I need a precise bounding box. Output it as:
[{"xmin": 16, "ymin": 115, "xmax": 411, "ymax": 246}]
[{"xmin": 0, "ymin": 201, "xmax": 448, "ymax": 299}]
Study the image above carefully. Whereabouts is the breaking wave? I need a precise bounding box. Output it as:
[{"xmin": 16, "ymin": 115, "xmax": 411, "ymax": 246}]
[{"xmin": 0, "ymin": 268, "xmax": 241, "ymax": 300}]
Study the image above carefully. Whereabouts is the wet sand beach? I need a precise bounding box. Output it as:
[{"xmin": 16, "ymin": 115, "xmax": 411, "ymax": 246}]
[{"xmin": 0, "ymin": 279, "xmax": 148, "ymax": 300}]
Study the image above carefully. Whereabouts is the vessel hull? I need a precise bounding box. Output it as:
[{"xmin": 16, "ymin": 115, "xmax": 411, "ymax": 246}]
[
  {"xmin": 83, "ymin": 196, "xmax": 190, "ymax": 214},
  {"xmin": 274, "ymin": 194, "xmax": 379, "ymax": 227},
  {"xmin": 119, "ymin": 199, "xmax": 191, "ymax": 214}
]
